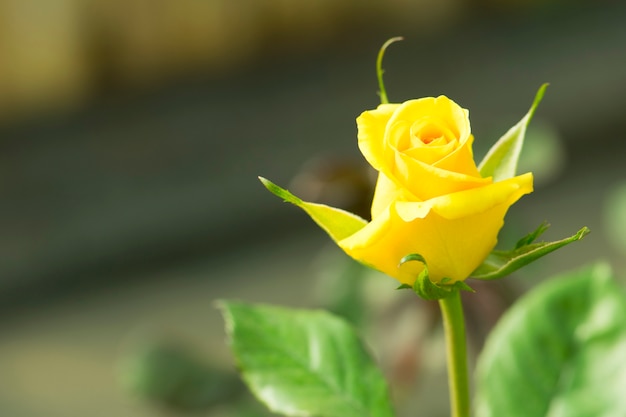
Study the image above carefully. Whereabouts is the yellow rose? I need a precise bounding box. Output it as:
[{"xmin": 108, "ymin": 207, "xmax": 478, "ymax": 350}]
[
  {"xmin": 337, "ymin": 96, "xmax": 533, "ymax": 285},
  {"xmin": 261, "ymin": 95, "xmax": 533, "ymax": 287}
]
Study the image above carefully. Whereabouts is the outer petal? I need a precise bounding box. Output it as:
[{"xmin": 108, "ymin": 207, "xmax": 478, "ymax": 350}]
[
  {"xmin": 370, "ymin": 172, "xmax": 419, "ymax": 219},
  {"xmin": 395, "ymin": 173, "xmax": 533, "ymax": 222},
  {"xmin": 392, "ymin": 152, "xmax": 491, "ymax": 200},
  {"xmin": 338, "ymin": 173, "xmax": 534, "ymax": 285},
  {"xmin": 357, "ymin": 104, "xmax": 400, "ymax": 171}
]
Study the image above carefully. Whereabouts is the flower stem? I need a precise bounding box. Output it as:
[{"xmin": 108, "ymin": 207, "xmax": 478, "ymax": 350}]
[
  {"xmin": 438, "ymin": 290, "xmax": 470, "ymax": 417},
  {"xmin": 376, "ymin": 37, "xmax": 403, "ymax": 104}
]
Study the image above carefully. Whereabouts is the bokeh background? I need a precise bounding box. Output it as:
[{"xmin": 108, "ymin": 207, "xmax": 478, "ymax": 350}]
[{"xmin": 1, "ymin": 1, "xmax": 626, "ymax": 416}]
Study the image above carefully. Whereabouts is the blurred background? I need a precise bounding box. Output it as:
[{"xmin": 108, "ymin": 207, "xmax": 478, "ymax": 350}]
[{"xmin": 1, "ymin": 0, "xmax": 626, "ymax": 416}]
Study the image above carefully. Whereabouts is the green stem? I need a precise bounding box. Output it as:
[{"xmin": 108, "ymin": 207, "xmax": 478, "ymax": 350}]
[
  {"xmin": 376, "ymin": 37, "xmax": 403, "ymax": 104},
  {"xmin": 438, "ymin": 291, "xmax": 470, "ymax": 417}
]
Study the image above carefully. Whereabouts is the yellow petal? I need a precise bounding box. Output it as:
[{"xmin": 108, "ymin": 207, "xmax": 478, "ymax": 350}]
[
  {"xmin": 395, "ymin": 173, "xmax": 533, "ymax": 221},
  {"xmin": 431, "ymin": 172, "xmax": 533, "ymax": 219},
  {"xmin": 357, "ymin": 104, "xmax": 400, "ymax": 171},
  {"xmin": 403, "ymin": 138, "xmax": 457, "ymax": 165},
  {"xmin": 339, "ymin": 202, "xmax": 511, "ymax": 285},
  {"xmin": 433, "ymin": 134, "xmax": 481, "ymax": 177},
  {"xmin": 370, "ymin": 172, "xmax": 419, "ymax": 219},
  {"xmin": 338, "ymin": 173, "xmax": 534, "ymax": 285},
  {"xmin": 386, "ymin": 97, "xmax": 469, "ymax": 143},
  {"xmin": 392, "ymin": 152, "xmax": 491, "ymax": 200}
]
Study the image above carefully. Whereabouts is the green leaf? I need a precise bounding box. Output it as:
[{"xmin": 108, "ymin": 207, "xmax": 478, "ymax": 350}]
[
  {"xmin": 259, "ymin": 177, "xmax": 367, "ymax": 242},
  {"xmin": 475, "ymin": 263, "xmax": 626, "ymax": 417},
  {"xmin": 471, "ymin": 224, "xmax": 589, "ymax": 281},
  {"xmin": 478, "ymin": 84, "xmax": 548, "ymax": 181},
  {"xmin": 219, "ymin": 301, "xmax": 395, "ymax": 417},
  {"xmin": 398, "ymin": 253, "xmax": 473, "ymax": 300}
]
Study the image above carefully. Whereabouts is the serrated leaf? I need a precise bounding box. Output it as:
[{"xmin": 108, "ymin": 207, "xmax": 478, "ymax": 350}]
[
  {"xmin": 219, "ymin": 301, "xmax": 395, "ymax": 417},
  {"xmin": 471, "ymin": 226, "xmax": 589, "ymax": 281},
  {"xmin": 475, "ymin": 263, "xmax": 626, "ymax": 417},
  {"xmin": 259, "ymin": 177, "xmax": 367, "ymax": 242},
  {"xmin": 478, "ymin": 84, "xmax": 548, "ymax": 182}
]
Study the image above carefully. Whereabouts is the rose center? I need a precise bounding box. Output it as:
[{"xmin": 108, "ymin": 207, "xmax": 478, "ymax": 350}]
[
  {"xmin": 419, "ymin": 133, "xmax": 441, "ymax": 144},
  {"xmin": 411, "ymin": 120, "xmax": 455, "ymax": 147}
]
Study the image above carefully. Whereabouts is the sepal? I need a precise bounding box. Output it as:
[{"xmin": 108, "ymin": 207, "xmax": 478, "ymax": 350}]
[
  {"xmin": 478, "ymin": 84, "xmax": 548, "ymax": 182},
  {"xmin": 398, "ymin": 253, "xmax": 474, "ymax": 300},
  {"xmin": 471, "ymin": 222, "xmax": 590, "ymax": 281},
  {"xmin": 259, "ymin": 177, "xmax": 367, "ymax": 243}
]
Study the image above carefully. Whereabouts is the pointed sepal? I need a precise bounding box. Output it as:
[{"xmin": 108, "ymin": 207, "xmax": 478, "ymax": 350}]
[
  {"xmin": 259, "ymin": 177, "xmax": 368, "ymax": 242},
  {"xmin": 471, "ymin": 223, "xmax": 590, "ymax": 281},
  {"xmin": 398, "ymin": 253, "xmax": 474, "ymax": 300},
  {"xmin": 478, "ymin": 84, "xmax": 548, "ymax": 182}
]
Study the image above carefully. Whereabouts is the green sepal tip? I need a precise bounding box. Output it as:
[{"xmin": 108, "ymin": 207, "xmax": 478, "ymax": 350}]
[
  {"xmin": 258, "ymin": 176, "xmax": 368, "ymax": 243},
  {"xmin": 478, "ymin": 83, "xmax": 549, "ymax": 182},
  {"xmin": 471, "ymin": 223, "xmax": 590, "ymax": 281}
]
